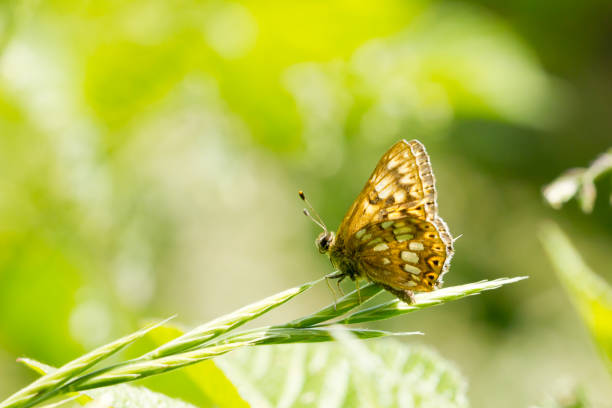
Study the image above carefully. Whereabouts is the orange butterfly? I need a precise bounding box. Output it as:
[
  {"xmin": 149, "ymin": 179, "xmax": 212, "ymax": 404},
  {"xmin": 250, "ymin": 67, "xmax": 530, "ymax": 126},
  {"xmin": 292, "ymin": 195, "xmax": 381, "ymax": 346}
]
[{"xmin": 302, "ymin": 140, "xmax": 454, "ymax": 304}]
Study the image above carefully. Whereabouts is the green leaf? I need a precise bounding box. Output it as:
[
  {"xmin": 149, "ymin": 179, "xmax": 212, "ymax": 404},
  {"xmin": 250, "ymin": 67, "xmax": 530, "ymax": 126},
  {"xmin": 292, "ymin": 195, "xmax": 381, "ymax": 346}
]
[
  {"xmin": 35, "ymin": 396, "xmax": 79, "ymax": 408},
  {"xmin": 217, "ymin": 337, "xmax": 468, "ymax": 408},
  {"xmin": 539, "ymin": 222, "xmax": 612, "ymax": 375},
  {"xmin": 86, "ymin": 385, "xmax": 199, "ymax": 408}
]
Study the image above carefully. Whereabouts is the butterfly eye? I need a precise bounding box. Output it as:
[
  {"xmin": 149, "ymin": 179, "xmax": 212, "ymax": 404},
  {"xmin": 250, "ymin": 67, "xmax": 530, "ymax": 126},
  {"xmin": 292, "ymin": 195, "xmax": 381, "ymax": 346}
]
[
  {"xmin": 320, "ymin": 237, "xmax": 330, "ymax": 251},
  {"xmin": 316, "ymin": 231, "xmax": 335, "ymax": 254},
  {"xmin": 322, "ymin": 238, "xmax": 329, "ymax": 249}
]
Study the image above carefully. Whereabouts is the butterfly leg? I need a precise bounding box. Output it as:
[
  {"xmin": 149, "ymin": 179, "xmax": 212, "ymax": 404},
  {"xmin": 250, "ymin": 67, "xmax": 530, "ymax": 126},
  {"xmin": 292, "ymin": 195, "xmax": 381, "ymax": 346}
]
[
  {"xmin": 326, "ymin": 271, "xmax": 347, "ymax": 298},
  {"xmin": 354, "ymin": 278, "xmax": 362, "ymax": 304},
  {"xmin": 324, "ymin": 276, "xmax": 339, "ymax": 310},
  {"xmin": 336, "ymin": 276, "xmax": 345, "ymax": 296}
]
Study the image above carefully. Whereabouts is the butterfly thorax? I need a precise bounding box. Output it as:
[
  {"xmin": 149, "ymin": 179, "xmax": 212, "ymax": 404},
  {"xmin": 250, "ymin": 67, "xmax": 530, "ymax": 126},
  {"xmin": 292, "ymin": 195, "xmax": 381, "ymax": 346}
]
[{"xmin": 325, "ymin": 234, "xmax": 363, "ymax": 281}]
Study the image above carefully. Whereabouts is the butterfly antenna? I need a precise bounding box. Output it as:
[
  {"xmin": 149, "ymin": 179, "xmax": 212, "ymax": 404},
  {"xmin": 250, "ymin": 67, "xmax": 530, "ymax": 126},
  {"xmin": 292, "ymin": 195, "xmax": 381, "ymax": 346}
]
[
  {"xmin": 302, "ymin": 209, "xmax": 326, "ymax": 231},
  {"xmin": 299, "ymin": 191, "xmax": 328, "ymax": 232},
  {"xmin": 453, "ymin": 234, "xmax": 463, "ymax": 243}
]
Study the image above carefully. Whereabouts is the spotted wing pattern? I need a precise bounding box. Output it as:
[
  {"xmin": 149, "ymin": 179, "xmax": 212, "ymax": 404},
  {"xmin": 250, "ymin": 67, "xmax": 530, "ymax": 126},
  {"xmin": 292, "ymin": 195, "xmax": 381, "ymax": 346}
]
[
  {"xmin": 350, "ymin": 217, "xmax": 450, "ymax": 291},
  {"xmin": 335, "ymin": 139, "xmax": 453, "ymax": 291},
  {"xmin": 337, "ymin": 141, "xmax": 438, "ymax": 238}
]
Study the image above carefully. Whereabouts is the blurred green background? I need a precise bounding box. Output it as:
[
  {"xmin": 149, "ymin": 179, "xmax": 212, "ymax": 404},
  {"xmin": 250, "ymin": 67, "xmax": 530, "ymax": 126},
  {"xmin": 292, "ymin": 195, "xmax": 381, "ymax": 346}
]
[{"xmin": 1, "ymin": 0, "xmax": 611, "ymax": 406}]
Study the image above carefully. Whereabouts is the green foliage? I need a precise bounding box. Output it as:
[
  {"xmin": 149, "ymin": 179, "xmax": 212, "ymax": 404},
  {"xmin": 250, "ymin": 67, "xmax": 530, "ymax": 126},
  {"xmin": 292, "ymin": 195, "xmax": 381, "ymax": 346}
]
[
  {"xmin": 218, "ymin": 338, "xmax": 468, "ymax": 408},
  {"xmin": 85, "ymin": 385, "xmax": 199, "ymax": 408},
  {"xmin": 18, "ymin": 337, "xmax": 470, "ymax": 408},
  {"xmin": 0, "ymin": 277, "xmax": 523, "ymax": 408},
  {"xmin": 531, "ymin": 387, "xmax": 591, "ymax": 408},
  {"xmin": 18, "ymin": 352, "xmax": 243, "ymax": 408},
  {"xmin": 543, "ymin": 149, "xmax": 612, "ymax": 213},
  {"xmin": 0, "ymin": 318, "xmax": 173, "ymax": 408},
  {"xmin": 147, "ymin": 323, "xmax": 250, "ymax": 408},
  {"xmin": 539, "ymin": 222, "xmax": 612, "ymax": 376}
]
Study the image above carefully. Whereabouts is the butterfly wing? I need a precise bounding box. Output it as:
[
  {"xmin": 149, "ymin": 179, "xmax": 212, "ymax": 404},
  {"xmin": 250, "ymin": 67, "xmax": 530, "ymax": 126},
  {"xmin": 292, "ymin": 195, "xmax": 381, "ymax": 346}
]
[
  {"xmin": 336, "ymin": 140, "xmax": 441, "ymax": 242},
  {"xmin": 350, "ymin": 218, "xmax": 451, "ymax": 291},
  {"xmin": 334, "ymin": 139, "xmax": 453, "ymax": 291}
]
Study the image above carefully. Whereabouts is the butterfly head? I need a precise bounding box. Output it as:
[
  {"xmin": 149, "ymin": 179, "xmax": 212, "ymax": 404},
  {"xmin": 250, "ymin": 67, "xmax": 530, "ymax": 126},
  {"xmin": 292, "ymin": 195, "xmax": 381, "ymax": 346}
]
[{"xmin": 315, "ymin": 231, "xmax": 335, "ymax": 254}]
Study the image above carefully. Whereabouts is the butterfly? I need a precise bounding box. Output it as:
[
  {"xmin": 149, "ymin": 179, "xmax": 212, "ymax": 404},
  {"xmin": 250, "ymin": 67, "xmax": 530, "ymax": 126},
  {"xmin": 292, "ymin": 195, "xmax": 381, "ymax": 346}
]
[{"xmin": 301, "ymin": 139, "xmax": 454, "ymax": 304}]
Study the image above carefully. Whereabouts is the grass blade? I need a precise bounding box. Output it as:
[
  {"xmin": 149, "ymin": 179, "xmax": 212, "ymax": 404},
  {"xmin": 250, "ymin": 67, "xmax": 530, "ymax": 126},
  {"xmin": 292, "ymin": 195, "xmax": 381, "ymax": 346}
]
[
  {"xmin": 217, "ymin": 326, "xmax": 421, "ymax": 345},
  {"xmin": 16, "ymin": 359, "xmax": 57, "ymax": 376},
  {"xmin": 0, "ymin": 317, "xmax": 174, "ymax": 408},
  {"xmin": 285, "ymin": 282, "xmax": 384, "ymax": 328},
  {"xmin": 144, "ymin": 278, "xmax": 322, "ymax": 359},
  {"xmin": 146, "ymin": 324, "xmax": 250, "ymax": 408},
  {"xmin": 35, "ymin": 396, "xmax": 79, "ymax": 408},
  {"xmin": 68, "ymin": 343, "xmax": 251, "ymax": 391},
  {"xmin": 337, "ymin": 278, "xmax": 527, "ymax": 324},
  {"xmin": 62, "ymin": 328, "xmax": 419, "ymax": 393}
]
